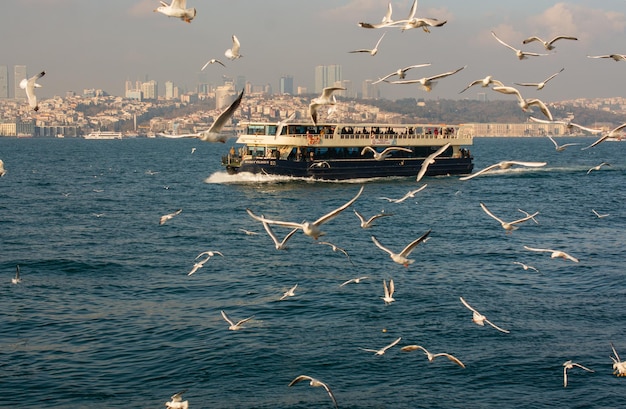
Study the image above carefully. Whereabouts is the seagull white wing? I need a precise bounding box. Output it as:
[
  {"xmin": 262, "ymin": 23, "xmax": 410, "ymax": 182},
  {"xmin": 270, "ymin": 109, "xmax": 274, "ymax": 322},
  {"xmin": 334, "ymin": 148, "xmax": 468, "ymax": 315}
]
[
  {"xmin": 425, "ymin": 66, "xmax": 466, "ymax": 82},
  {"xmin": 484, "ymin": 318, "xmax": 510, "ymax": 334},
  {"xmin": 459, "ymin": 296, "xmax": 480, "ymax": 314},
  {"xmin": 492, "ymin": 31, "xmax": 518, "ymax": 52},
  {"xmin": 206, "ymin": 90, "xmax": 244, "ymax": 135},
  {"xmin": 398, "ymin": 229, "xmax": 432, "ymax": 257},
  {"xmin": 479, "ymin": 202, "xmax": 506, "ymax": 225},
  {"xmin": 434, "ymin": 353, "xmax": 466, "ymax": 368},
  {"xmin": 312, "ymin": 185, "xmax": 364, "ymax": 226},
  {"xmin": 371, "ymin": 236, "xmax": 395, "ymax": 257},
  {"xmin": 458, "ymin": 163, "xmax": 503, "ymax": 180},
  {"xmin": 247, "ymin": 208, "xmax": 303, "ymax": 229},
  {"xmin": 417, "ymin": 142, "xmax": 450, "ymax": 181},
  {"xmin": 523, "ymin": 245, "xmax": 554, "ymax": 253},
  {"xmin": 220, "ymin": 310, "xmax": 235, "ymax": 326},
  {"xmin": 320, "ymin": 86, "xmax": 345, "ymax": 100}
]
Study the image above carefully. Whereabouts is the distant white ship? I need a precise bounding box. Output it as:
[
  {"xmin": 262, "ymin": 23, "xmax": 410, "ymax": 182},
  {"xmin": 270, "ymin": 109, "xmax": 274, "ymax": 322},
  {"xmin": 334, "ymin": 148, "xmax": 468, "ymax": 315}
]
[{"xmin": 84, "ymin": 131, "xmax": 123, "ymax": 140}]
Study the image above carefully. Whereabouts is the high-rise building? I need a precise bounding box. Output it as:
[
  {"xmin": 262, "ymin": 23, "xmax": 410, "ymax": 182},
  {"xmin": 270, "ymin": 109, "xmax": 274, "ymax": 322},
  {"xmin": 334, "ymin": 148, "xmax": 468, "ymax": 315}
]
[
  {"xmin": 14, "ymin": 65, "xmax": 27, "ymax": 100},
  {"xmin": 0, "ymin": 65, "xmax": 8, "ymax": 98},
  {"xmin": 362, "ymin": 80, "xmax": 380, "ymax": 100},
  {"xmin": 235, "ymin": 75, "xmax": 246, "ymax": 93},
  {"xmin": 314, "ymin": 65, "xmax": 342, "ymax": 94},
  {"xmin": 165, "ymin": 81, "xmax": 175, "ymax": 100},
  {"xmin": 279, "ymin": 75, "xmax": 293, "ymax": 95},
  {"xmin": 141, "ymin": 80, "xmax": 158, "ymax": 100},
  {"xmin": 215, "ymin": 83, "xmax": 236, "ymax": 110}
]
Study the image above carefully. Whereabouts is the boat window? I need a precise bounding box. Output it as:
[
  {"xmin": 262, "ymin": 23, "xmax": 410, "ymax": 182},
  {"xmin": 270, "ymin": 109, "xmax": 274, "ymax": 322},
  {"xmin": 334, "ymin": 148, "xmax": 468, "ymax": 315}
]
[
  {"xmin": 267, "ymin": 125, "xmax": 278, "ymax": 136},
  {"xmin": 289, "ymin": 125, "xmax": 308, "ymax": 135},
  {"xmin": 248, "ymin": 125, "xmax": 266, "ymax": 135}
]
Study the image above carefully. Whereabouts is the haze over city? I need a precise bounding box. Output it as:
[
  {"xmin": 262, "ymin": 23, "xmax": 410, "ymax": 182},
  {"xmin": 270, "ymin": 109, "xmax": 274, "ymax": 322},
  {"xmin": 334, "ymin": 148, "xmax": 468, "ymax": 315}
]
[{"xmin": 3, "ymin": 0, "xmax": 626, "ymax": 102}]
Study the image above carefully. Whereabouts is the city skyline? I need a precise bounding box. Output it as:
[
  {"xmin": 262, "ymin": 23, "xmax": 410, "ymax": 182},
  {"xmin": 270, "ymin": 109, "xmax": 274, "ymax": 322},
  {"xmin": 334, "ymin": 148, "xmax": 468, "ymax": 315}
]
[{"xmin": 2, "ymin": 1, "xmax": 626, "ymax": 102}]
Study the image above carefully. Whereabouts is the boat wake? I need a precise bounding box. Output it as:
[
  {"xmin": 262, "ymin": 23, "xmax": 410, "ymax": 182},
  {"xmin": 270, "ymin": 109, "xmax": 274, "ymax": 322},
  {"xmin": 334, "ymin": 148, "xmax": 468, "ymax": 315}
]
[{"xmin": 204, "ymin": 171, "xmax": 398, "ymax": 185}]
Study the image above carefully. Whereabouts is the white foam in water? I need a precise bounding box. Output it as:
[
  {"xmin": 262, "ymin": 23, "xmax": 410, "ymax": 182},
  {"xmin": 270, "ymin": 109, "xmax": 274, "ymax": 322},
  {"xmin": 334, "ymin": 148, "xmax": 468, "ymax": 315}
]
[{"xmin": 204, "ymin": 171, "xmax": 385, "ymax": 185}]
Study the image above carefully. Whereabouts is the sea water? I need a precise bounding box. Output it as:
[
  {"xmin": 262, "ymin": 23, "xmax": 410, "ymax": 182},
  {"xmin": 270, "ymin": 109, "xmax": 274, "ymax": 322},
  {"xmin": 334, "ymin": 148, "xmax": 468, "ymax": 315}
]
[{"xmin": 1, "ymin": 136, "xmax": 625, "ymax": 408}]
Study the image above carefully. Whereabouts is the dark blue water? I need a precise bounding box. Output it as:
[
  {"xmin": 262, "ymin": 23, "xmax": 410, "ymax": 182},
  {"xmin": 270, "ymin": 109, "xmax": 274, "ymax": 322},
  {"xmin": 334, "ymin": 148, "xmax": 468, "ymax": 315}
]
[{"xmin": 1, "ymin": 136, "xmax": 625, "ymax": 408}]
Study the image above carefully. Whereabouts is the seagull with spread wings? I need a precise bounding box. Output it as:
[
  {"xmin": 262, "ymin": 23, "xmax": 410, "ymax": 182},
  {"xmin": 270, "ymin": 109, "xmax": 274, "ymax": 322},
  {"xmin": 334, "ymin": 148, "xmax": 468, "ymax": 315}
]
[
  {"xmin": 220, "ymin": 310, "xmax": 254, "ymax": 330},
  {"xmin": 225, "ymin": 35, "xmax": 242, "ymax": 59},
  {"xmin": 401, "ymin": 344, "xmax": 466, "ymax": 368},
  {"xmin": 459, "ymin": 296, "xmax": 510, "ymax": 334},
  {"xmin": 459, "ymin": 75, "xmax": 504, "ymax": 94},
  {"xmin": 309, "ymin": 86, "xmax": 345, "ymax": 125},
  {"xmin": 288, "ymin": 375, "xmax": 338, "ymax": 409},
  {"xmin": 176, "ymin": 90, "xmax": 243, "ymax": 143},
  {"xmin": 514, "ymin": 68, "xmax": 564, "ymax": 90},
  {"xmin": 563, "ymin": 360, "xmax": 594, "ymax": 388},
  {"xmin": 371, "ymin": 229, "xmax": 431, "ymax": 267},
  {"xmin": 522, "ymin": 35, "xmax": 577, "ymax": 50},
  {"xmin": 416, "ymin": 143, "xmax": 450, "ymax": 182},
  {"xmin": 492, "ymin": 31, "xmax": 548, "ymax": 60},
  {"xmin": 353, "ymin": 209, "xmax": 393, "ymax": 228},
  {"xmin": 389, "ymin": 66, "xmax": 466, "ymax": 92},
  {"xmin": 361, "ymin": 336, "xmax": 402, "ymax": 355},
  {"xmin": 581, "ymin": 123, "xmax": 626, "ymax": 150},
  {"xmin": 379, "ymin": 184, "xmax": 427, "ymax": 203},
  {"xmin": 154, "ymin": 0, "xmax": 196, "ymax": 23},
  {"xmin": 523, "ymin": 245, "xmax": 579, "ymax": 262},
  {"xmin": 20, "ymin": 71, "xmax": 45, "ymax": 111},
  {"xmin": 360, "ymin": 146, "xmax": 413, "ymax": 161},
  {"xmin": 165, "ymin": 389, "xmax": 189, "ymax": 409},
  {"xmin": 372, "ymin": 63, "xmax": 431, "ymax": 84},
  {"xmin": 459, "ymin": 160, "xmax": 547, "ymax": 181},
  {"xmin": 247, "ymin": 186, "xmax": 363, "ymax": 240},
  {"xmin": 480, "ymin": 202, "xmax": 539, "ymax": 232},
  {"xmin": 349, "ymin": 32, "xmax": 386, "ymax": 56},
  {"xmin": 492, "ymin": 85, "xmax": 553, "ymax": 120}
]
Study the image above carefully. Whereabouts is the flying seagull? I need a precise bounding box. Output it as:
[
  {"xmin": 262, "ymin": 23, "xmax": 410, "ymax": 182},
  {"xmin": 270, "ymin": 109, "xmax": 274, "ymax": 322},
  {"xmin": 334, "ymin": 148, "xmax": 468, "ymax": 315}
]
[
  {"xmin": 610, "ymin": 343, "xmax": 626, "ymax": 377},
  {"xmin": 201, "ymin": 58, "xmax": 226, "ymax": 70},
  {"xmin": 339, "ymin": 276, "xmax": 369, "ymax": 287},
  {"xmin": 360, "ymin": 146, "xmax": 413, "ymax": 161},
  {"xmin": 318, "ymin": 241, "xmax": 353, "ymax": 264},
  {"xmin": 353, "ymin": 209, "xmax": 393, "ymax": 228},
  {"xmin": 492, "ymin": 85, "xmax": 553, "ymax": 120},
  {"xmin": 587, "ymin": 54, "xmax": 626, "ymax": 62},
  {"xmin": 397, "ymin": 0, "xmax": 447, "ymax": 33},
  {"xmin": 349, "ymin": 32, "xmax": 386, "ymax": 56},
  {"xmin": 381, "ymin": 278, "xmax": 395, "ymax": 304},
  {"xmin": 479, "ymin": 202, "xmax": 539, "ymax": 232},
  {"xmin": 587, "ymin": 162, "xmax": 610, "ymax": 174},
  {"xmin": 416, "ymin": 143, "xmax": 450, "ymax": 182},
  {"xmin": 581, "ymin": 123, "xmax": 626, "ymax": 150},
  {"xmin": 154, "ymin": 0, "xmax": 196, "ymax": 23},
  {"xmin": 165, "ymin": 389, "xmax": 189, "ymax": 409},
  {"xmin": 262, "ymin": 219, "xmax": 299, "ymax": 250},
  {"xmin": 401, "ymin": 344, "xmax": 466, "ymax": 368},
  {"xmin": 159, "ymin": 209, "xmax": 182, "ymax": 225},
  {"xmin": 529, "ymin": 116, "xmax": 602, "ymax": 136},
  {"xmin": 309, "ymin": 86, "xmax": 345, "ymax": 125},
  {"xmin": 459, "ymin": 296, "xmax": 510, "ymax": 334},
  {"xmin": 12, "ymin": 265, "xmax": 21, "ymax": 284},
  {"xmin": 522, "ymin": 35, "xmax": 578, "ymax": 50},
  {"xmin": 280, "ymin": 284, "xmax": 298, "ymax": 300},
  {"xmin": 371, "ymin": 229, "xmax": 431, "ymax": 267},
  {"xmin": 592, "ymin": 209, "xmax": 609, "ymax": 218},
  {"xmin": 459, "ymin": 75, "xmax": 504, "ymax": 94},
  {"xmin": 361, "ymin": 336, "xmax": 402, "ymax": 355},
  {"xmin": 372, "ymin": 63, "xmax": 431, "ymax": 84},
  {"xmin": 523, "ymin": 245, "xmax": 579, "ymax": 262},
  {"xmin": 389, "ymin": 66, "xmax": 466, "ymax": 92},
  {"xmin": 288, "ymin": 375, "xmax": 338, "ymax": 409},
  {"xmin": 492, "ymin": 31, "xmax": 548, "ymax": 60},
  {"xmin": 225, "ymin": 35, "xmax": 242, "ymax": 60},
  {"xmin": 356, "ymin": 1, "xmax": 394, "ymax": 29},
  {"xmin": 563, "ymin": 360, "xmax": 594, "ymax": 388},
  {"xmin": 20, "ymin": 71, "xmax": 45, "ymax": 111},
  {"xmin": 459, "ymin": 160, "xmax": 547, "ymax": 181},
  {"xmin": 379, "ymin": 184, "xmax": 428, "ymax": 203},
  {"xmin": 247, "ymin": 186, "xmax": 364, "ymax": 240},
  {"xmin": 220, "ymin": 310, "xmax": 254, "ymax": 330},
  {"xmin": 0, "ymin": 159, "xmax": 5, "ymax": 177},
  {"xmin": 514, "ymin": 68, "xmax": 564, "ymax": 90},
  {"xmin": 513, "ymin": 261, "xmax": 540, "ymax": 273},
  {"xmin": 544, "ymin": 135, "xmax": 581, "ymax": 151},
  {"xmin": 177, "ymin": 90, "xmax": 244, "ymax": 142}
]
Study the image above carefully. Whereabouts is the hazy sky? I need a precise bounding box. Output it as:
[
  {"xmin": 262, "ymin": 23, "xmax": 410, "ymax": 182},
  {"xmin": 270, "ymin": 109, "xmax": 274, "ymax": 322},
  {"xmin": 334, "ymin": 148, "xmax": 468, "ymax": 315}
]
[{"xmin": 4, "ymin": 0, "xmax": 626, "ymax": 102}]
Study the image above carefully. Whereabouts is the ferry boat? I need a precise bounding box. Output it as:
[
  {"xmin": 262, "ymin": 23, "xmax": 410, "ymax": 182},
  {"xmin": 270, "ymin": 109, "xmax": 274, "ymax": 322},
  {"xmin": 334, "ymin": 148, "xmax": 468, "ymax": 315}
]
[
  {"xmin": 83, "ymin": 131, "xmax": 123, "ymax": 140},
  {"xmin": 221, "ymin": 122, "xmax": 474, "ymax": 180}
]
